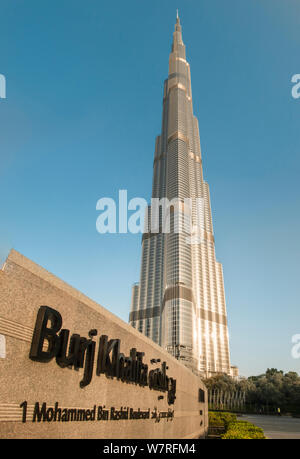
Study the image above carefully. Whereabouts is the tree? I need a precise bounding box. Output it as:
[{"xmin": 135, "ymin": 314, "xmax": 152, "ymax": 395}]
[{"xmin": 205, "ymin": 369, "xmax": 300, "ymax": 414}]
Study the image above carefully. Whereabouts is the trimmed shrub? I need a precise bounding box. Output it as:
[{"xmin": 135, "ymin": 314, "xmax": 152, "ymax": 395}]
[
  {"xmin": 221, "ymin": 420, "xmax": 266, "ymax": 439},
  {"xmin": 209, "ymin": 411, "xmax": 237, "ymax": 428},
  {"xmin": 209, "ymin": 412, "xmax": 266, "ymax": 439}
]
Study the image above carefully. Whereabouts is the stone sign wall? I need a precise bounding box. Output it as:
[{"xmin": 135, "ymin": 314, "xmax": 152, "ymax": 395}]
[{"xmin": 0, "ymin": 250, "xmax": 208, "ymax": 439}]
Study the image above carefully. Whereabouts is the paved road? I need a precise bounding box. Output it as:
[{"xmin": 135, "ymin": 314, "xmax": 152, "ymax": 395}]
[{"xmin": 240, "ymin": 414, "xmax": 300, "ymax": 439}]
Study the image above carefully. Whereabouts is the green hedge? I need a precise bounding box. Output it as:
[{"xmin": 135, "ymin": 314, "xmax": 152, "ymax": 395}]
[
  {"xmin": 221, "ymin": 420, "xmax": 266, "ymax": 439},
  {"xmin": 209, "ymin": 411, "xmax": 237, "ymax": 428},
  {"xmin": 208, "ymin": 412, "xmax": 266, "ymax": 439}
]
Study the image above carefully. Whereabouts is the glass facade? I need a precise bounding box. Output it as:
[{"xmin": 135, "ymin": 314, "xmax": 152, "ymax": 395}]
[{"xmin": 129, "ymin": 15, "xmax": 231, "ymax": 377}]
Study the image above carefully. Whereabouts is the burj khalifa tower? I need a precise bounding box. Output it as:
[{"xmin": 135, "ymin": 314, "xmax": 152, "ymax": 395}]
[{"xmin": 129, "ymin": 13, "xmax": 232, "ymax": 377}]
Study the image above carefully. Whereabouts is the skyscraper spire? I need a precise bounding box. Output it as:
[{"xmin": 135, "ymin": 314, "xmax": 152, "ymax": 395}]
[
  {"xmin": 172, "ymin": 12, "xmax": 184, "ymax": 54},
  {"xmin": 129, "ymin": 17, "xmax": 233, "ymax": 378}
]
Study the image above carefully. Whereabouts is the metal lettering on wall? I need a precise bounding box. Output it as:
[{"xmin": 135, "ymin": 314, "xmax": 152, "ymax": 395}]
[
  {"xmin": 29, "ymin": 306, "xmax": 176, "ymax": 404},
  {"xmin": 19, "ymin": 401, "xmax": 174, "ymax": 423}
]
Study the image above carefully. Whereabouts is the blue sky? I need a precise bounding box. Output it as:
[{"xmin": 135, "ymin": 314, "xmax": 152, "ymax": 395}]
[{"xmin": 0, "ymin": 0, "xmax": 299, "ymax": 377}]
